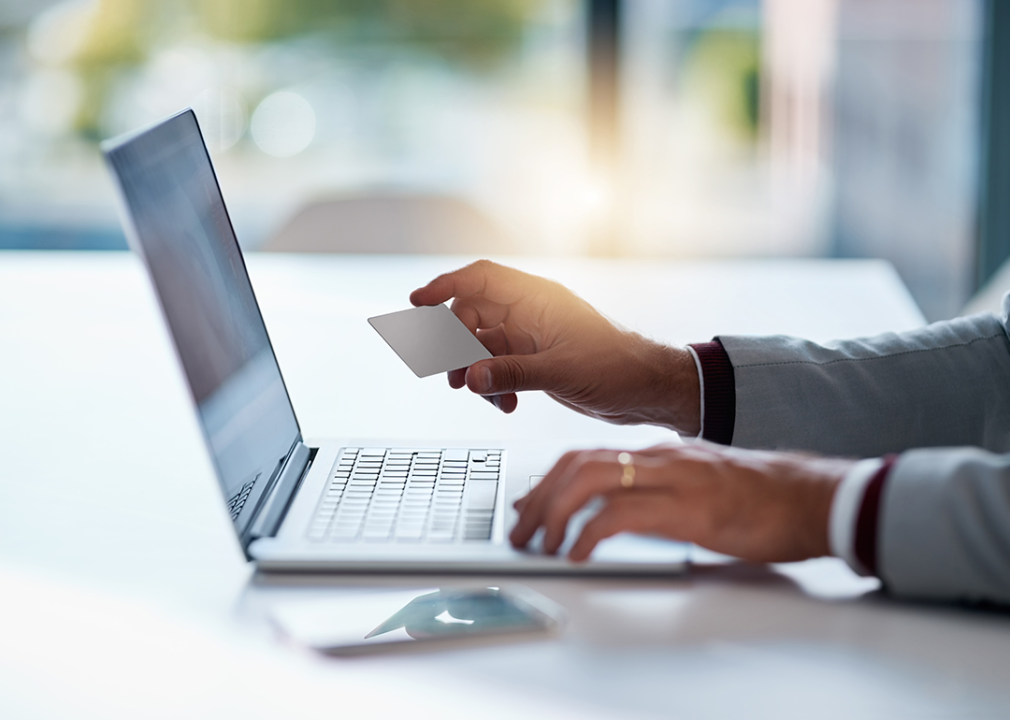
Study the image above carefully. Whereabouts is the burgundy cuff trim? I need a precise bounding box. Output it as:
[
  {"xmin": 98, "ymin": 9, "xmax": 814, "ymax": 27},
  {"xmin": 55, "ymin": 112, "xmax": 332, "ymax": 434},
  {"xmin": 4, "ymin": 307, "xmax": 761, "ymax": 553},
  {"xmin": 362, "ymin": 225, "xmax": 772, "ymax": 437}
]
[
  {"xmin": 689, "ymin": 339, "xmax": 736, "ymax": 445},
  {"xmin": 854, "ymin": 455, "xmax": 897, "ymax": 577}
]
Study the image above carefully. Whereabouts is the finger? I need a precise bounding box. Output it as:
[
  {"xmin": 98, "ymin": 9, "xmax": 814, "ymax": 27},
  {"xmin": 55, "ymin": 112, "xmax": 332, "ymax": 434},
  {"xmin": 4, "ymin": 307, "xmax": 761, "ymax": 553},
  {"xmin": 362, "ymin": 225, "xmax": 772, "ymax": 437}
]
[
  {"xmin": 473, "ymin": 328, "xmax": 519, "ymax": 412},
  {"xmin": 463, "ymin": 350, "xmax": 560, "ymax": 396},
  {"xmin": 447, "ymin": 324, "xmax": 504, "ymax": 392},
  {"xmin": 447, "ymin": 300, "xmax": 528, "ymax": 416},
  {"xmin": 538, "ymin": 450, "xmax": 699, "ymax": 554},
  {"xmin": 511, "ymin": 449, "xmax": 606, "ymax": 550},
  {"xmin": 512, "ymin": 449, "xmax": 643, "ymax": 554},
  {"xmin": 538, "ymin": 450, "xmax": 652, "ymax": 553},
  {"xmin": 539, "ymin": 452, "xmax": 624, "ymax": 554},
  {"xmin": 450, "ymin": 296, "xmax": 511, "ymax": 334},
  {"xmin": 509, "ymin": 450, "xmax": 583, "ymax": 547},
  {"xmin": 448, "ymin": 326, "xmax": 519, "ymax": 412},
  {"xmin": 409, "ymin": 260, "xmax": 532, "ymax": 307},
  {"xmin": 568, "ymin": 494, "xmax": 673, "ymax": 562},
  {"xmin": 473, "ymin": 318, "xmax": 538, "ymax": 358},
  {"xmin": 496, "ymin": 393, "xmax": 518, "ymax": 413},
  {"xmin": 567, "ymin": 500, "xmax": 632, "ymax": 562},
  {"xmin": 475, "ymin": 325, "xmax": 509, "ymax": 357}
]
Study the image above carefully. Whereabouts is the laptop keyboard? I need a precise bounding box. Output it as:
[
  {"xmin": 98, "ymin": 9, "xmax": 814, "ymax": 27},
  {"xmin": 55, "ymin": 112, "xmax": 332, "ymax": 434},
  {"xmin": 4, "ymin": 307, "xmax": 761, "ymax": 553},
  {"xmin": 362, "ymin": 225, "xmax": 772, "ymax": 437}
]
[{"xmin": 307, "ymin": 448, "xmax": 504, "ymax": 543}]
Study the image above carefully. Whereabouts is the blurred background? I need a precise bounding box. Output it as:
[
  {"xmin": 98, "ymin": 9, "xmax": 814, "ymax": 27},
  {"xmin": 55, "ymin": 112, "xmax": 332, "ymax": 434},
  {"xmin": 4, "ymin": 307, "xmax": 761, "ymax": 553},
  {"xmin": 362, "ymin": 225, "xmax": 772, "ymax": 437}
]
[{"xmin": 0, "ymin": 0, "xmax": 988, "ymax": 320}]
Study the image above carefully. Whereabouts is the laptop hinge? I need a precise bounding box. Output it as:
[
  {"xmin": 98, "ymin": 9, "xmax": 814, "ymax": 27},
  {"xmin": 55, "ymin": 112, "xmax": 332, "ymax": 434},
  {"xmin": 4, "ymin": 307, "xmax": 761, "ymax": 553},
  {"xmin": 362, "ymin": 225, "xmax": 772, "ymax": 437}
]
[{"xmin": 249, "ymin": 441, "xmax": 313, "ymax": 540}]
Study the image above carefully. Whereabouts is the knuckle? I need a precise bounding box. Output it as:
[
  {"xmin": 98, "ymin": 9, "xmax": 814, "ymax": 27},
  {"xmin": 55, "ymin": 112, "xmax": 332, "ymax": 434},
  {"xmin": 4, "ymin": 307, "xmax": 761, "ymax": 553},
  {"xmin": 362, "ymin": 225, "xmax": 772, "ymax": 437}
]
[
  {"xmin": 579, "ymin": 458, "xmax": 608, "ymax": 479},
  {"xmin": 499, "ymin": 356, "xmax": 526, "ymax": 391},
  {"xmin": 544, "ymin": 503, "xmax": 573, "ymax": 531},
  {"xmin": 567, "ymin": 452, "xmax": 595, "ymax": 475},
  {"xmin": 677, "ymin": 454, "xmax": 708, "ymax": 476},
  {"xmin": 599, "ymin": 498, "xmax": 633, "ymax": 527},
  {"xmin": 542, "ymin": 276, "xmax": 568, "ymax": 297},
  {"xmin": 560, "ymin": 450, "xmax": 581, "ymax": 464},
  {"xmin": 583, "ymin": 509, "xmax": 618, "ymax": 540}
]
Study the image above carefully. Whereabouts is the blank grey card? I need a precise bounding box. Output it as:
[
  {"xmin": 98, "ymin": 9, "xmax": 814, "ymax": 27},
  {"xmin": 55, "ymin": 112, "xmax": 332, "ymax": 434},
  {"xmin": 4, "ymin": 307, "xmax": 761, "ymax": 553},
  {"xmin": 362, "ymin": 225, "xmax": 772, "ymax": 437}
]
[{"xmin": 368, "ymin": 304, "xmax": 492, "ymax": 378}]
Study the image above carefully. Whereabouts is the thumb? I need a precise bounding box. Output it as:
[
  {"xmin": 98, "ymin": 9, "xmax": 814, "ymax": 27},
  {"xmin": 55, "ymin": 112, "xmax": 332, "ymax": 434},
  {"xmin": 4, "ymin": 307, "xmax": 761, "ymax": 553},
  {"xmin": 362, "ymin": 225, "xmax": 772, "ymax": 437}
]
[{"xmin": 464, "ymin": 353, "xmax": 553, "ymax": 395}]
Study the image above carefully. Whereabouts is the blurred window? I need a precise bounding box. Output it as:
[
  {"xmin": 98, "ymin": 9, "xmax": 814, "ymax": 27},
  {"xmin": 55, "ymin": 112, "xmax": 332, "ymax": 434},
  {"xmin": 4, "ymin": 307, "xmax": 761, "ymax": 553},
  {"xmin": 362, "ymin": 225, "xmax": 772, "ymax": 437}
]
[
  {"xmin": 0, "ymin": 0, "xmax": 985, "ymax": 319},
  {"xmin": 831, "ymin": 0, "xmax": 981, "ymax": 320},
  {"xmin": 0, "ymin": 0, "xmax": 588, "ymax": 252},
  {"xmin": 621, "ymin": 0, "xmax": 982, "ymax": 319}
]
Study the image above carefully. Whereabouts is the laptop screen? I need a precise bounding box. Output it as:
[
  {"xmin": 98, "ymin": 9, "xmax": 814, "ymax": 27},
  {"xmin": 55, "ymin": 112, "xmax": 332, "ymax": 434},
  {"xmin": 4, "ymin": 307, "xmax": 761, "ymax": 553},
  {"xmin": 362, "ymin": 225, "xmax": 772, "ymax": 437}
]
[{"xmin": 103, "ymin": 110, "xmax": 301, "ymax": 538}]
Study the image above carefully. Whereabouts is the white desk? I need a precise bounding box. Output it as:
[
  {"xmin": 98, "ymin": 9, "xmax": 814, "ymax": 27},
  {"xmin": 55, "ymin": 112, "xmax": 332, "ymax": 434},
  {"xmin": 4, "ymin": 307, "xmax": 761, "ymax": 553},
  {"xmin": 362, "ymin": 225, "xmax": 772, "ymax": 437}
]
[{"xmin": 2, "ymin": 252, "xmax": 1009, "ymax": 719}]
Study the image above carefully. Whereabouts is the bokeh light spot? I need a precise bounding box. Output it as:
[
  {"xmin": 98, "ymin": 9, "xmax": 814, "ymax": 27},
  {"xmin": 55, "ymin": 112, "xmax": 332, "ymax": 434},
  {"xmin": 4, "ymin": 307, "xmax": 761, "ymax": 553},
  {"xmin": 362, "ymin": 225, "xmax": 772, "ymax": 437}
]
[
  {"xmin": 250, "ymin": 91, "xmax": 315, "ymax": 158},
  {"xmin": 192, "ymin": 87, "xmax": 247, "ymax": 154}
]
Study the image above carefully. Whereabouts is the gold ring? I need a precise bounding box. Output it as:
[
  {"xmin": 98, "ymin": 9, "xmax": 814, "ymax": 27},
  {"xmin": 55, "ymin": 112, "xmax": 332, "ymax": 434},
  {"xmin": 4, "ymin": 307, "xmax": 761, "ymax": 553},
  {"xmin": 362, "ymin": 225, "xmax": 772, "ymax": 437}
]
[{"xmin": 617, "ymin": 451, "xmax": 635, "ymax": 489}]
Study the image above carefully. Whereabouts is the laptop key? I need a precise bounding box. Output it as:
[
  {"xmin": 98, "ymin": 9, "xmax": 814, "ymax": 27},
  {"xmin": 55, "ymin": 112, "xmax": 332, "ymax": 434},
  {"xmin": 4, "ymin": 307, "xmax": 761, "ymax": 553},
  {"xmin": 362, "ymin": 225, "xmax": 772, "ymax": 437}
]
[{"xmin": 464, "ymin": 481, "xmax": 497, "ymax": 510}]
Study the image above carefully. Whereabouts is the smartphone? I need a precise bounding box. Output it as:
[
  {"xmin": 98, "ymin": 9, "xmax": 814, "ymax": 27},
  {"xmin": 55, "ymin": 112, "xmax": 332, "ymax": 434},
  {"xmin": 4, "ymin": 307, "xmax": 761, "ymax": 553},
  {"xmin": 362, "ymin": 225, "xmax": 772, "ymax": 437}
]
[{"xmin": 269, "ymin": 586, "xmax": 564, "ymax": 656}]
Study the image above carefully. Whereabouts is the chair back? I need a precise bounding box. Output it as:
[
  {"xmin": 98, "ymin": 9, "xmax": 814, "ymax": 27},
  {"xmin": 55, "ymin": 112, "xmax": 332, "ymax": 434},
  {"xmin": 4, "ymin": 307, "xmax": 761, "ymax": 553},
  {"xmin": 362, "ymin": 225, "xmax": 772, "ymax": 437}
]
[{"xmin": 261, "ymin": 193, "xmax": 511, "ymax": 254}]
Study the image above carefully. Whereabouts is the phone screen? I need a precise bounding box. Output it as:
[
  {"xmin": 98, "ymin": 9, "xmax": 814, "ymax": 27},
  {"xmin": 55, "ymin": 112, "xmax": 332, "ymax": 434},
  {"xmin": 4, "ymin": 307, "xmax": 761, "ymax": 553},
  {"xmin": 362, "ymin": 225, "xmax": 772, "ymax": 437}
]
[{"xmin": 270, "ymin": 587, "xmax": 561, "ymax": 655}]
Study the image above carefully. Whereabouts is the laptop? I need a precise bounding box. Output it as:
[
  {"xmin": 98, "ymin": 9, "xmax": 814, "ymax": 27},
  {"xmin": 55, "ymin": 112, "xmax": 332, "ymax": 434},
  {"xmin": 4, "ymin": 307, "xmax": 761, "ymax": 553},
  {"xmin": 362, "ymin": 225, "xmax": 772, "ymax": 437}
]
[{"xmin": 102, "ymin": 109, "xmax": 689, "ymax": 574}]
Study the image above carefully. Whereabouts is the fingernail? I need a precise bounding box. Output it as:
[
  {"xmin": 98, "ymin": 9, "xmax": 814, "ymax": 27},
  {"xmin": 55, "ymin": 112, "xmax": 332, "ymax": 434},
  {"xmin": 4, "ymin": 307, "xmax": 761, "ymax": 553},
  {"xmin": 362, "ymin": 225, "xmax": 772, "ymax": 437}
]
[
  {"xmin": 478, "ymin": 366, "xmax": 492, "ymax": 393},
  {"xmin": 492, "ymin": 395, "xmax": 502, "ymax": 410}
]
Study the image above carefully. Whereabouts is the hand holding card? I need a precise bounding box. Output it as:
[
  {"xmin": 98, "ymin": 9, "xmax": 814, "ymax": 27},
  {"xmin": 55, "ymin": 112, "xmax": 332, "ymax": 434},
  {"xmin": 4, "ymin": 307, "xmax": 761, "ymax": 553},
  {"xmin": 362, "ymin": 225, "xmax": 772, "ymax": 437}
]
[
  {"xmin": 368, "ymin": 304, "xmax": 492, "ymax": 378},
  {"xmin": 407, "ymin": 260, "xmax": 701, "ymax": 429}
]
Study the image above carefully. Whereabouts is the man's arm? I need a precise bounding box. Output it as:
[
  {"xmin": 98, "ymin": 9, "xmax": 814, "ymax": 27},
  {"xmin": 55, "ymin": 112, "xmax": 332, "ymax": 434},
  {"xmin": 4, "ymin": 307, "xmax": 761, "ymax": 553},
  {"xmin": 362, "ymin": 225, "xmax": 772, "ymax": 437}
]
[
  {"xmin": 877, "ymin": 448, "xmax": 1010, "ymax": 603},
  {"xmin": 695, "ymin": 297, "xmax": 1010, "ymax": 603},
  {"xmin": 693, "ymin": 295, "xmax": 1010, "ymax": 456}
]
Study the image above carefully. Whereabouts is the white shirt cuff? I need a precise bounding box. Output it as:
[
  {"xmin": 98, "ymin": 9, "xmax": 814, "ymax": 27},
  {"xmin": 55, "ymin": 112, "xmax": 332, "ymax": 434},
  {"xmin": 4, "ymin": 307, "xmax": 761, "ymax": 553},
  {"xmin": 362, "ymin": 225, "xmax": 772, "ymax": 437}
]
[
  {"xmin": 685, "ymin": 345, "xmax": 704, "ymax": 439},
  {"xmin": 829, "ymin": 458, "xmax": 884, "ymax": 576}
]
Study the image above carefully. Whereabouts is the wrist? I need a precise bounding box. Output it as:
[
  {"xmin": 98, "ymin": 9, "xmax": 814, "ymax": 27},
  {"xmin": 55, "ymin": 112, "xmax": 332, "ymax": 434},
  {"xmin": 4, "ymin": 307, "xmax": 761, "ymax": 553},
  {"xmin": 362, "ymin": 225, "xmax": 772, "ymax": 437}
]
[
  {"xmin": 798, "ymin": 458, "xmax": 854, "ymax": 558},
  {"xmin": 624, "ymin": 338, "xmax": 700, "ymax": 435}
]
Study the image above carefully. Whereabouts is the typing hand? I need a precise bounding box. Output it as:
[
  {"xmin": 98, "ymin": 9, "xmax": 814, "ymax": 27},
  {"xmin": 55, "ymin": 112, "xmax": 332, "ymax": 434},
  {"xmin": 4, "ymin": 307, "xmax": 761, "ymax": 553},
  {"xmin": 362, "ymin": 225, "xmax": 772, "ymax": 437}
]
[
  {"xmin": 509, "ymin": 442, "xmax": 853, "ymax": 563},
  {"xmin": 410, "ymin": 260, "xmax": 700, "ymax": 434}
]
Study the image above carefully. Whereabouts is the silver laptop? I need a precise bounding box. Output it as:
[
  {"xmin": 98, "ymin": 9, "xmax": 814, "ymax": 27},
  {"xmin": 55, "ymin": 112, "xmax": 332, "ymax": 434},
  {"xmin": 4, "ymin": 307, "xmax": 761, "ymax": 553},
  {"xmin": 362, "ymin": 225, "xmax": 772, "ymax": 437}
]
[{"xmin": 103, "ymin": 109, "xmax": 689, "ymax": 574}]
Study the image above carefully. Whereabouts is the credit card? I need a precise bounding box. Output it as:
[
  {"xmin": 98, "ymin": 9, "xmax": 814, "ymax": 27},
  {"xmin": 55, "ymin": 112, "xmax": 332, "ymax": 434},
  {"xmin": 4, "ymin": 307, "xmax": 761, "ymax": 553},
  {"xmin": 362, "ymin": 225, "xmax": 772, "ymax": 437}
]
[{"xmin": 368, "ymin": 304, "xmax": 492, "ymax": 378}]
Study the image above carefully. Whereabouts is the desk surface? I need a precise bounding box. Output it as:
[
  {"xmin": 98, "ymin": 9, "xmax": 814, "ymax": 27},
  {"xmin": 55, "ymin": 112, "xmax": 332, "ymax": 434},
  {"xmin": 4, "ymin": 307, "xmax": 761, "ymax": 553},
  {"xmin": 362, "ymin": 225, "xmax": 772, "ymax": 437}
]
[{"xmin": 3, "ymin": 252, "xmax": 1009, "ymax": 719}]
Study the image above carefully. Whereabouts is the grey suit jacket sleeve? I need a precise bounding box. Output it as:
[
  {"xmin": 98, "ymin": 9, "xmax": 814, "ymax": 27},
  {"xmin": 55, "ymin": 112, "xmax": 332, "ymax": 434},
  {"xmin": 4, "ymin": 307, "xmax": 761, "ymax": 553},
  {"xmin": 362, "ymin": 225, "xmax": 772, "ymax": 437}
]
[
  {"xmin": 719, "ymin": 298, "xmax": 1010, "ymax": 457},
  {"xmin": 882, "ymin": 448, "xmax": 1010, "ymax": 602},
  {"xmin": 717, "ymin": 295, "xmax": 1010, "ymax": 602}
]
